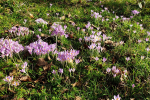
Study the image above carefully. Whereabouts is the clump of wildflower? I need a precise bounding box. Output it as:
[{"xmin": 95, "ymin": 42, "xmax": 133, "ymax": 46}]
[
  {"xmin": 57, "ymin": 49, "xmax": 80, "ymax": 62},
  {"xmin": 25, "ymin": 37, "xmax": 56, "ymax": 55},
  {"xmin": 3, "ymin": 76, "xmax": 13, "ymax": 83},
  {"xmin": 52, "ymin": 70, "xmax": 56, "ymax": 74},
  {"xmin": 51, "ymin": 23, "xmax": 66, "ymax": 36},
  {"xmin": 106, "ymin": 68, "xmax": 111, "ymax": 73},
  {"xmin": 12, "ymin": 81, "xmax": 19, "ymax": 86},
  {"xmin": 95, "ymin": 57, "xmax": 99, "ymax": 61},
  {"xmin": 112, "ymin": 94, "xmax": 121, "ymax": 100},
  {"xmin": 9, "ymin": 26, "xmax": 30, "ymax": 36},
  {"xmin": 132, "ymin": 84, "xmax": 135, "ymax": 88},
  {"xmin": 0, "ymin": 38, "xmax": 24, "ymax": 58},
  {"xmin": 102, "ymin": 57, "xmax": 107, "ymax": 62},
  {"xmin": 35, "ymin": 18, "xmax": 48, "ymax": 25},
  {"xmin": 125, "ymin": 57, "xmax": 130, "ymax": 61},
  {"xmin": 132, "ymin": 10, "xmax": 140, "ymax": 15}
]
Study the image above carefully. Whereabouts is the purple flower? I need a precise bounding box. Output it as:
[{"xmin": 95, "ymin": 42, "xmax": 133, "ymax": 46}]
[
  {"xmin": 141, "ymin": 56, "xmax": 145, "ymax": 60},
  {"xmin": 147, "ymin": 31, "xmax": 150, "ymax": 36},
  {"xmin": 82, "ymin": 29, "xmax": 85, "ymax": 32},
  {"xmin": 12, "ymin": 81, "xmax": 19, "ymax": 86},
  {"xmin": 146, "ymin": 47, "xmax": 150, "ymax": 52},
  {"xmin": 138, "ymin": 39, "xmax": 141, "ymax": 43},
  {"xmin": 120, "ymin": 41, "xmax": 124, "ymax": 45},
  {"xmin": 79, "ymin": 38, "xmax": 82, "ymax": 42},
  {"xmin": 95, "ymin": 57, "xmax": 99, "ymax": 61},
  {"xmin": 130, "ymin": 16, "xmax": 133, "ymax": 19},
  {"xmin": 75, "ymin": 59, "xmax": 80, "ymax": 64},
  {"xmin": 112, "ymin": 66, "xmax": 116, "ymax": 72},
  {"xmin": 146, "ymin": 38, "xmax": 149, "ymax": 42},
  {"xmin": 20, "ymin": 68, "xmax": 26, "ymax": 73},
  {"xmin": 132, "ymin": 84, "xmax": 135, "ymax": 88},
  {"xmin": 77, "ymin": 27, "xmax": 80, "ymax": 30},
  {"xmin": 102, "ymin": 57, "xmax": 107, "ymax": 62},
  {"xmin": 35, "ymin": 18, "xmax": 48, "ymax": 25},
  {"xmin": 69, "ymin": 68, "xmax": 72, "ymax": 73},
  {"xmin": 52, "ymin": 70, "xmax": 56, "ymax": 74},
  {"xmin": 72, "ymin": 68, "xmax": 75, "ymax": 72},
  {"xmin": 64, "ymin": 25, "xmax": 67, "ymax": 30},
  {"xmin": 3, "ymin": 76, "xmax": 13, "ymax": 82},
  {"xmin": 58, "ymin": 68, "xmax": 63, "ymax": 74},
  {"xmin": 50, "ymin": 3, "xmax": 52, "ymax": 7},
  {"xmin": 86, "ymin": 22, "xmax": 91, "ymax": 29},
  {"xmin": 112, "ymin": 94, "xmax": 121, "ymax": 100},
  {"xmin": 132, "ymin": 10, "xmax": 140, "ymax": 15},
  {"xmin": 106, "ymin": 68, "xmax": 111, "ymax": 73},
  {"xmin": 38, "ymin": 29, "xmax": 41, "ymax": 32},
  {"xmin": 125, "ymin": 57, "xmax": 130, "ymax": 61},
  {"xmin": 88, "ymin": 43, "xmax": 96, "ymax": 49}
]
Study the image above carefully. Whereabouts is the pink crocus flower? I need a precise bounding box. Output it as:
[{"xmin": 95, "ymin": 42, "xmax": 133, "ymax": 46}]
[
  {"xmin": 102, "ymin": 57, "xmax": 107, "ymax": 62},
  {"xmin": 125, "ymin": 57, "xmax": 130, "ymax": 61},
  {"xmin": 112, "ymin": 94, "xmax": 121, "ymax": 100},
  {"xmin": 106, "ymin": 68, "xmax": 111, "ymax": 73}
]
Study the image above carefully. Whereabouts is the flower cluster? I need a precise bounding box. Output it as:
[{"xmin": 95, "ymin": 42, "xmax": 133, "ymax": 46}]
[
  {"xmin": 9, "ymin": 26, "xmax": 30, "ymax": 36},
  {"xmin": 51, "ymin": 23, "xmax": 66, "ymax": 36},
  {"xmin": 52, "ymin": 68, "xmax": 63, "ymax": 74},
  {"xmin": 20, "ymin": 62, "xmax": 28, "ymax": 74},
  {"xmin": 57, "ymin": 49, "xmax": 80, "ymax": 62},
  {"xmin": 3, "ymin": 76, "xmax": 13, "ymax": 83},
  {"xmin": 12, "ymin": 81, "xmax": 19, "ymax": 86},
  {"xmin": 25, "ymin": 38, "xmax": 56, "ymax": 55},
  {"xmin": 0, "ymin": 38, "xmax": 24, "ymax": 58},
  {"xmin": 112, "ymin": 94, "xmax": 121, "ymax": 100},
  {"xmin": 132, "ymin": 10, "xmax": 140, "ymax": 15},
  {"xmin": 106, "ymin": 66, "xmax": 120, "ymax": 77},
  {"xmin": 35, "ymin": 18, "xmax": 48, "ymax": 25},
  {"xmin": 91, "ymin": 10, "xmax": 102, "ymax": 19}
]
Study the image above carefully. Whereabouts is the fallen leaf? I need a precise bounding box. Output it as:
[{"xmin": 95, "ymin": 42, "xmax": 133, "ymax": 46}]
[
  {"xmin": 75, "ymin": 96, "xmax": 82, "ymax": 100},
  {"xmin": 68, "ymin": 12, "xmax": 71, "ymax": 18},
  {"xmin": 29, "ymin": 13, "xmax": 34, "ymax": 19},
  {"xmin": 19, "ymin": 76, "xmax": 32, "ymax": 82},
  {"xmin": 60, "ymin": 16, "xmax": 65, "ymax": 20},
  {"xmin": 9, "ymin": 69, "xmax": 17, "ymax": 76},
  {"xmin": 43, "ymin": 62, "xmax": 52, "ymax": 71},
  {"xmin": 71, "ymin": 76, "xmax": 81, "ymax": 87},
  {"xmin": 11, "ymin": 96, "xmax": 25, "ymax": 100},
  {"xmin": 8, "ymin": 88, "xmax": 16, "ymax": 94},
  {"xmin": 61, "ymin": 88, "xmax": 68, "ymax": 94},
  {"xmin": 26, "ymin": 83, "xmax": 35, "ymax": 88},
  {"xmin": 130, "ymin": 98, "xmax": 135, "ymax": 100},
  {"xmin": 37, "ymin": 58, "xmax": 48, "ymax": 66}
]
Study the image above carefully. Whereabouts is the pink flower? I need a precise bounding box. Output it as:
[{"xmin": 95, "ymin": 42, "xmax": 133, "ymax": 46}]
[
  {"xmin": 52, "ymin": 70, "xmax": 56, "ymax": 74},
  {"xmin": 125, "ymin": 57, "xmax": 130, "ymax": 61},
  {"xmin": 79, "ymin": 38, "xmax": 82, "ymax": 42},
  {"xmin": 12, "ymin": 81, "xmax": 19, "ymax": 86},
  {"xmin": 112, "ymin": 94, "xmax": 121, "ymax": 100},
  {"xmin": 106, "ymin": 68, "xmax": 111, "ymax": 73},
  {"xmin": 132, "ymin": 84, "xmax": 135, "ymax": 88},
  {"xmin": 88, "ymin": 43, "xmax": 96, "ymax": 49},
  {"xmin": 3, "ymin": 76, "xmax": 13, "ymax": 83},
  {"xmin": 102, "ymin": 57, "xmax": 107, "ymax": 62}
]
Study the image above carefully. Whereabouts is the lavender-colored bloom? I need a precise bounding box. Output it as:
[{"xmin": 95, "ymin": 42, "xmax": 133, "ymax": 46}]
[
  {"xmin": 133, "ymin": 30, "xmax": 136, "ymax": 33},
  {"xmin": 132, "ymin": 84, "xmax": 135, "ymax": 88},
  {"xmin": 21, "ymin": 62, "xmax": 28, "ymax": 69},
  {"xmin": 141, "ymin": 56, "xmax": 145, "ymax": 60},
  {"xmin": 113, "ymin": 74, "xmax": 116, "ymax": 78},
  {"xmin": 97, "ymin": 31, "xmax": 101, "ymax": 36},
  {"xmin": 72, "ymin": 68, "xmax": 75, "ymax": 72},
  {"xmin": 12, "ymin": 81, "xmax": 19, "ymax": 86},
  {"xmin": 130, "ymin": 16, "xmax": 133, "ymax": 19},
  {"xmin": 120, "ymin": 41, "xmax": 124, "ymax": 45},
  {"xmin": 112, "ymin": 94, "xmax": 121, "ymax": 100},
  {"xmin": 58, "ymin": 68, "xmax": 63, "ymax": 74},
  {"xmin": 101, "ymin": 5, "xmax": 103, "ymax": 7},
  {"xmin": 79, "ymin": 38, "xmax": 82, "ymax": 42},
  {"xmin": 86, "ymin": 22, "xmax": 91, "ymax": 29},
  {"xmin": 112, "ymin": 66, "xmax": 116, "ymax": 72},
  {"xmin": 115, "ymin": 69, "xmax": 120, "ymax": 74},
  {"xmin": 95, "ymin": 57, "xmax": 99, "ymax": 61},
  {"xmin": 146, "ymin": 38, "xmax": 149, "ymax": 42},
  {"xmin": 35, "ymin": 18, "xmax": 48, "ymax": 25},
  {"xmin": 82, "ymin": 29, "xmax": 85, "ymax": 32},
  {"xmin": 56, "ymin": 13, "xmax": 59, "ymax": 16},
  {"xmin": 84, "ymin": 36, "xmax": 90, "ymax": 42},
  {"xmin": 138, "ymin": 39, "xmax": 141, "ymax": 43},
  {"xmin": 20, "ymin": 68, "xmax": 26, "ymax": 73},
  {"xmin": 88, "ymin": 43, "xmax": 96, "ymax": 49},
  {"xmin": 64, "ymin": 25, "xmax": 67, "ymax": 30},
  {"xmin": 106, "ymin": 68, "xmax": 111, "ymax": 73},
  {"xmin": 146, "ymin": 47, "xmax": 150, "ymax": 51},
  {"xmin": 125, "ymin": 57, "xmax": 130, "ymax": 61},
  {"xmin": 77, "ymin": 27, "xmax": 80, "ymax": 30},
  {"xmin": 102, "ymin": 57, "xmax": 107, "ymax": 62},
  {"xmin": 116, "ymin": 16, "xmax": 119, "ymax": 19},
  {"xmin": 132, "ymin": 10, "xmax": 140, "ymax": 15},
  {"xmin": 3, "ymin": 76, "xmax": 13, "ymax": 82},
  {"xmin": 69, "ymin": 68, "xmax": 72, "ymax": 73},
  {"xmin": 52, "ymin": 70, "xmax": 56, "ymax": 74},
  {"xmin": 75, "ymin": 59, "xmax": 80, "ymax": 64},
  {"xmin": 50, "ymin": 3, "xmax": 52, "ymax": 7},
  {"xmin": 147, "ymin": 31, "xmax": 150, "ymax": 36},
  {"xmin": 38, "ymin": 29, "xmax": 41, "ymax": 32}
]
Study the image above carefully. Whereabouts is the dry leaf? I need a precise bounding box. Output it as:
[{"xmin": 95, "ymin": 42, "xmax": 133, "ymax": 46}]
[
  {"xmin": 68, "ymin": 12, "xmax": 71, "ymax": 18},
  {"xmin": 43, "ymin": 62, "xmax": 52, "ymax": 71},
  {"xmin": 8, "ymin": 88, "xmax": 16, "ymax": 94},
  {"xmin": 75, "ymin": 96, "xmax": 82, "ymax": 100},
  {"xmin": 29, "ymin": 13, "xmax": 34, "ymax": 18},
  {"xmin": 11, "ymin": 96, "xmax": 25, "ymax": 100},
  {"xmin": 60, "ymin": 16, "xmax": 65, "ymax": 20},
  {"xmin": 71, "ymin": 76, "xmax": 81, "ymax": 87},
  {"xmin": 61, "ymin": 88, "xmax": 69, "ymax": 94},
  {"xmin": 37, "ymin": 58, "xmax": 48, "ymax": 66},
  {"xmin": 9, "ymin": 69, "xmax": 17, "ymax": 76},
  {"xmin": 41, "ymin": 33, "xmax": 49, "ymax": 37},
  {"xmin": 130, "ymin": 98, "xmax": 135, "ymax": 100},
  {"xmin": 19, "ymin": 76, "xmax": 32, "ymax": 82}
]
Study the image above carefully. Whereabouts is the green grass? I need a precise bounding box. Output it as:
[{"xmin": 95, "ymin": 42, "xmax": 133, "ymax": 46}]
[{"xmin": 0, "ymin": 0, "xmax": 150, "ymax": 99}]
